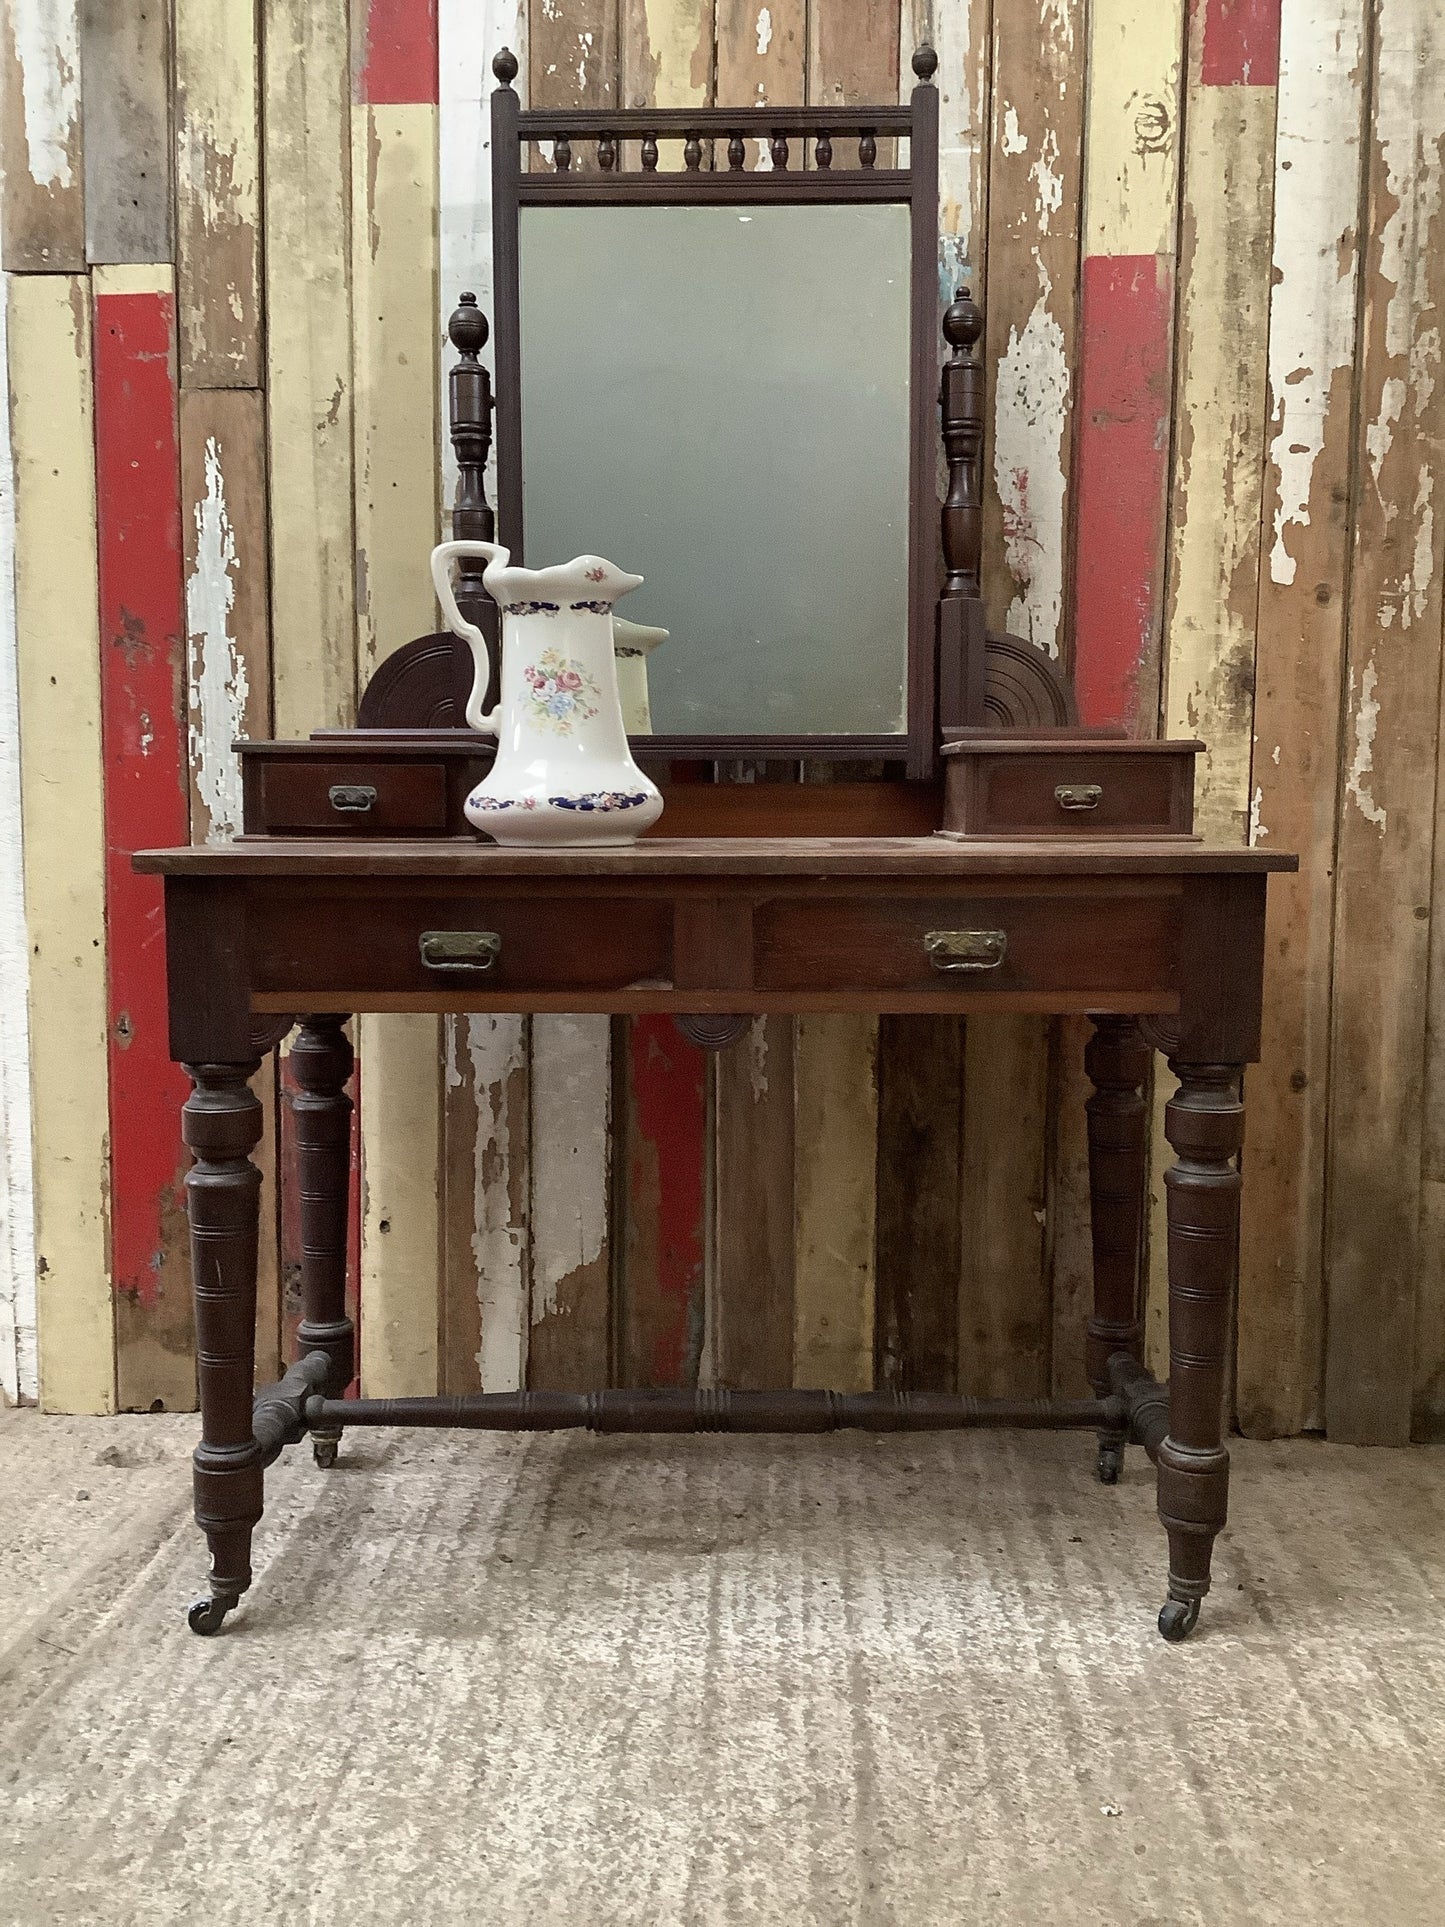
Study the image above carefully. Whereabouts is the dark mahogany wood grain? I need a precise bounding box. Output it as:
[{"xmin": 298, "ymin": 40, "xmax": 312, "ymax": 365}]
[
  {"xmin": 942, "ymin": 740, "xmax": 1200, "ymax": 838},
  {"xmin": 251, "ymin": 760, "xmax": 449, "ymax": 835}
]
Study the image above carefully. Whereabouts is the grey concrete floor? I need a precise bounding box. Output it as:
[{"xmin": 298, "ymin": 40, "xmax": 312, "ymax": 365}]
[{"xmin": 1, "ymin": 1405, "xmax": 1443, "ymax": 1926}]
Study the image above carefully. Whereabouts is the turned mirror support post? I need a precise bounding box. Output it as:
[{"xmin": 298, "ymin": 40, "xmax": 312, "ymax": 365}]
[{"xmin": 938, "ymin": 285, "xmax": 987, "ymax": 730}]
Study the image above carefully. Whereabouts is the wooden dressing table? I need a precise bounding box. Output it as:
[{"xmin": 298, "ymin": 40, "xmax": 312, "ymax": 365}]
[{"xmin": 138, "ymin": 50, "xmax": 1295, "ymax": 1644}]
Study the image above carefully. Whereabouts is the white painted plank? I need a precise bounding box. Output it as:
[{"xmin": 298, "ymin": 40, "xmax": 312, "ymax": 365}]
[
  {"xmin": 0, "ymin": 267, "xmax": 37, "ymax": 1405},
  {"xmin": 528, "ymin": 1013, "xmax": 610, "ymax": 1388}
]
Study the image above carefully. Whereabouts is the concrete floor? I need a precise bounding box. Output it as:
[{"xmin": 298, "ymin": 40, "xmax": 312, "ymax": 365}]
[{"xmin": 1, "ymin": 1408, "xmax": 1443, "ymax": 1926}]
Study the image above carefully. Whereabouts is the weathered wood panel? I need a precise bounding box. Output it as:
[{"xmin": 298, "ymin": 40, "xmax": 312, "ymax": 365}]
[
  {"xmin": 902, "ymin": 0, "xmax": 991, "ymax": 301},
  {"xmin": 794, "ymin": 1013, "xmax": 877, "ymax": 1391},
  {"xmin": 81, "ymin": 0, "xmax": 172, "ymax": 264},
  {"xmin": 876, "ymin": 1017, "xmax": 962, "ymax": 1391},
  {"xmin": 0, "ymin": 0, "xmax": 85, "ymax": 270},
  {"xmin": 441, "ymin": 1015, "xmax": 530, "ymax": 1394},
  {"xmin": 93, "ymin": 267, "xmax": 193, "ymax": 1413},
  {"xmin": 0, "ymin": 270, "xmax": 38, "ymax": 1406},
  {"xmin": 264, "ymin": 0, "xmax": 356, "ymax": 737},
  {"xmin": 1237, "ymin": 0, "xmax": 1364, "ymax": 1439},
  {"xmin": 618, "ymin": 1014, "xmax": 707, "ymax": 1386},
  {"xmin": 1326, "ymin": 0, "xmax": 1445, "ymax": 1446},
  {"xmin": 528, "ymin": 1014, "xmax": 612, "ymax": 1389},
  {"xmin": 174, "ymin": 0, "xmax": 260, "ymax": 387},
  {"xmin": 10, "ymin": 274, "xmax": 111, "ymax": 1414},
  {"xmin": 352, "ymin": 0, "xmax": 444, "ymax": 1401},
  {"xmin": 716, "ymin": 0, "xmax": 803, "ymax": 171},
  {"xmin": 713, "ymin": 1016, "xmax": 794, "ymax": 1389}
]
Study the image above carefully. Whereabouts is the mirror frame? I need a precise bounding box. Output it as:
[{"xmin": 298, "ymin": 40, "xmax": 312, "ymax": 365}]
[{"xmin": 489, "ymin": 53, "xmax": 941, "ymax": 780}]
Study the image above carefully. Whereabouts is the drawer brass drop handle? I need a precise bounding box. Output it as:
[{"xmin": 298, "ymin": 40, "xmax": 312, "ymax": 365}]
[
  {"xmin": 329, "ymin": 783, "xmax": 378, "ymax": 813},
  {"xmin": 925, "ymin": 929, "xmax": 1008, "ymax": 972},
  {"xmin": 1055, "ymin": 783, "xmax": 1102, "ymax": 812},
  {"xmin": 419, "ymin": 930, "xmax": 501, "ymax": 972}
]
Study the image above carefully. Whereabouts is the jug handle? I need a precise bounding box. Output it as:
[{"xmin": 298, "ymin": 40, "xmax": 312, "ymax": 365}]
[{"xmin": 430, "ymin": 539, "xmax": 509, "ymax": 735}]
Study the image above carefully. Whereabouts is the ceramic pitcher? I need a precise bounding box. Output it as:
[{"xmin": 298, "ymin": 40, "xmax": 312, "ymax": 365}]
[{"xmin": 431, "ymin": 540, "xmax": 664, "ymax": 846}]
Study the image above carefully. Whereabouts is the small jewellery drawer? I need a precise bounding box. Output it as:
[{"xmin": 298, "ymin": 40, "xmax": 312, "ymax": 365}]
[
  {"xmin": 941, "ymin": 738, "xmax": 1200, "ymax": 838},
  {"xmin": 250, "ymin": 894, "xmax": 672, "ymax": 996},
  {"xmin": 753, "ymin": 891, "xmax": 1178, "ymax": 996},
  {"xmin": 249, "ymin": 759, "xmax": 449, "ymax": 835}
]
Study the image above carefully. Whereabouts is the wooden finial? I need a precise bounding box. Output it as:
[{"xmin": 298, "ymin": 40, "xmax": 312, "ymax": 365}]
[
  {"xmin": 940, "ymin": 285, "xmax": 984, "ymax": 599},
  {"xmin": 912, "ymin": 44, "xmax": 938, "ymax": 83},
  {"xmin": 448, "ymin": 293, "xmax": 498, "ymax": 712},
  {"xmin": 492, "ymin": 46, "xmax": 519, "ymax": 86}
]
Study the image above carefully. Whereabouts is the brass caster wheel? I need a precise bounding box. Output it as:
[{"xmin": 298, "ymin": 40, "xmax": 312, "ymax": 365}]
[
  {"xmin": 1096, "ymin": 1442, "xmax": 1124, "ymax": 1485},
  {"xmin": 312, "ymin": 1437, "xmax": 339, "ymax": 1469},
  {"xmin": 187, "ymin": 1594, "xmax": 236, "ymax": 1636},
  {"xmin": 1157, "ymin": 1595, "xmax": 1201, "ymax": 1643}
]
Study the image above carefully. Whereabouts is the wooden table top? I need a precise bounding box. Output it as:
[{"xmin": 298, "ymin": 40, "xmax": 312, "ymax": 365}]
[{"xmin": 135, "ymin": 836, "xmax": 1298, "ymax": 879}]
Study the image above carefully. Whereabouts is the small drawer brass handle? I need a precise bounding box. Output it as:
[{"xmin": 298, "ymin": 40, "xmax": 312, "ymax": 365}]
[
  {"xmin": 329, "ymin": 783, "xmax": 378, "ymax": 813},
  {"xmin": 925, "ymin": 929, "xmax": 1008, "ymax": 973},
  {"xmin": 1055, "ymin": 783, "xmax": 1102, "ymax": 811},
  {"xmin": 419, "ymin": 930, "xmax": 501, "ymax": 972}
]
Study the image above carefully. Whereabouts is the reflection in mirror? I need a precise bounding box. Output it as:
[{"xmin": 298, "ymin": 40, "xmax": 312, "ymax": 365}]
[{"xmin": 518, "ymin": 202, "xmax": 912, "ymax": 736}]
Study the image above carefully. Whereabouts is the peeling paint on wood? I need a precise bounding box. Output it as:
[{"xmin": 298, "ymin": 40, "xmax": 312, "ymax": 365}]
[
  {"xmin": 0, "ymin": 0, "xmax": 84, "ymax": 269},
  {"xmin": 174, "ymin": 0, "xmax": 261, "ymax": 387},
  {"xmin": 529, "ymin": 1013, "xmax": 611, "ymax": 1390},
  {"xmin": 903, "ymin": 0, "xmax": 991, "ymax": 305},
  {"xmin": 10, "ymin": 273, "xmax": 112, "ymax": 1414},
  {"xmin": 356, "ymin": 0, "xmax": 440, "ymax": 105},
  {"xmin": 94, "ymin": 267, "xmax": 195, "ymax": 1413},
  {"xmin": 717, "ymin": 0, "xmax": 802, "ymax": 169},
  {"xmin": 714, "ymin": 1016, "xmax": 794, "ymax": 1389},
  {"xmin": 358, "ymin": 1013, "xmax": 442, "ymax": 1396},
  {"xmin": 0, "ymin": 270, "xmax": 37, "ymax": 1406},
  {"xmin": 619, "ymin": 1014, "xmax": 707, "ymax": 1386},
  {"xmin": 441, "ymin": 1015, "xmax": 530, "ymax": 1394},
  {"xmin": 1327, "ymin": 0, "xmax": 1445, "ymax": 1447}
]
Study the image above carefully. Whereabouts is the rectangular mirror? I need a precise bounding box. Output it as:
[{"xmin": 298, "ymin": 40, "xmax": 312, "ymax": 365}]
[{"xmin": 517, "ymin": 201, "xmax": 913, "ymax": 738}]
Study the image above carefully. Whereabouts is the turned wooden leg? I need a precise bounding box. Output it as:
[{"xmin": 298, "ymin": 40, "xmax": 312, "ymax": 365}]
[
  {"xmin": 184, "ymin": 1059, "xmax": 264, "ymax": 1634},
  {"xmin": 1156, "ymin": 1061, "xmax": 1243, "ymax": 1642},
  {"xmin": 1084, "ymin": 1017, "xmax": 1150, "ymax": 1484},
  {"xmin": 289, "ymin": 1016, "xmax": 355, "ymax": 1467}
]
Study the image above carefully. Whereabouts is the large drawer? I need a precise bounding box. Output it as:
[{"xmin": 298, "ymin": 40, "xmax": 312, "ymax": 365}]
[
  {"xmin": 250, "ymin": 893, "xmax": 673, "ymax": 996},
  {"xmin": 753, "ymin": 890, "xmax": 1178, "ymax": 996}
]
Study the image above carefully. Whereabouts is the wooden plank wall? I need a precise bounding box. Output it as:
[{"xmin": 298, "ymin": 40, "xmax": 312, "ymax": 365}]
[{"xmin": 5, "ymin": 0, "xmax": 1445, "ymax": 1446}]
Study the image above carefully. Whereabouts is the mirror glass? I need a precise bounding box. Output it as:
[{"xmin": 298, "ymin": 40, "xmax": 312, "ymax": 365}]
[{"xmin": 518, "ymin": 201, "xmax": 912, "ymax": 736}]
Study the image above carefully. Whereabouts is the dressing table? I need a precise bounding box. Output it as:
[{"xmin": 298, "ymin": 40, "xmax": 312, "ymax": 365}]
[{"xmin": 137, "ymin": 48, "xmax": 1294, "ymax": 1645}]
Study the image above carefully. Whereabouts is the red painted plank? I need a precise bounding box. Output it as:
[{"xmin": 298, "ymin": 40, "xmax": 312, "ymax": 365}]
[
  {"xmin": 356, "ymin": 0, "xmax": 439, "ymax": 106},
  {"xmin": 623, "ymin": 1013, "xmax": 707, "ymax": 1386},
  {"xmin": 94, "ymin": 287, "xmax": 191, "ymax": 1319},
  {"xmin": 1071, "ymin": 252, "xmax": 1174, "ymax": 732},
  {"xmin": 1195, "ymin": 0, "xmax": 1280, "ymax": 88}
]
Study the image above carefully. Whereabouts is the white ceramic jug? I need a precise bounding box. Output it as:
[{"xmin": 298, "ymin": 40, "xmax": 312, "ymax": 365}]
[{"xmin": 431, "ymin": 540, "xmax": 665, "ymax": 846}]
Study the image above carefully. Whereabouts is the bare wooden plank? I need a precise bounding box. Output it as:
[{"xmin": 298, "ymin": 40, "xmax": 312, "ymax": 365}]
[
  {"xmin": 1238, "ymin": 0, "xmax": 1365, "ymax": 1439},
  {"xmin": 174, "ymin": 0, "xmax": 261, "ymax": 387},
  {"xmin": 0, "ymin": 0, "xmax": 85, "ymax": 270},
  {"xmin": 1328, "ymin": 0, "xmax": 1445, "ymax": 1445},
  {"xmin": 713, "ymin": 1016, "xmax": 794, "ymax": 1389},
  {"xmin": 958, "ymin": 1013, "xmax": 1049, "ymax": 1397},
  {"xmin": 528, "ymin": 1014, "xmax": 612, "ymax": 1389},
  {"xmin": 794, "ymin": 1012, "xmax": 877, "ymax": 1390},
  {"xmin": 10, "ymin": 274, "xmax": 111, "ymax": 1413},
  {"xmin": 528, "ymin": 0, "xmax": 619, "ymax": 117},
  {"xmin": 716, "ymin": 0, "xmax": 802, "ymax": 169},
  {"xmin": 180, "ymin": 388, "xmax": 270, "ymax": 844},
  {"xmin": 93, "ymin": 266, "xmax": 193, "ymax": 1412},
  {"xmin": 264, "ymin": 0, "xmax": 356, "ymax": 736},
  {"xmin": 0, "ymin": 269, "xmax": 38, "ymax": 1405},
  {"xmin": 809, "ymin": 0, "xmax": 896, "ymax": 110},
  {"xmin": 875, "ymin": 1016, "xmax": 961, "ymax": 1391},
  {"xmin": 81, "ymin": 0, "xmax": 173, "ymax": 264}
]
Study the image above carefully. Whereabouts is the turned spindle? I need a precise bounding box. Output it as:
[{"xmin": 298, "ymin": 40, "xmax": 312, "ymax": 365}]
[
  {"xmin": 940, "ymin": 285, "xmax": 984, "ymax": 598},
  {"xmin": 447, "ymin": 292, "xmax": 499, "ymax": 710}
]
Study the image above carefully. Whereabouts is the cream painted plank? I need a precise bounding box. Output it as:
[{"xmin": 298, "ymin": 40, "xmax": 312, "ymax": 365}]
[
  {"xmin": 0, "ymin": 0, "xmax": 84, "ymax": 270},
  {"xmin": 174, "ymin": 0, "xmax": 261, "ymax": 387},
  {"xmin": 1081, "ymin": 0, "xmax": 1183, "ymax": 260},
  {"xmin": 264, "ymin": 0, "xmax": 356, "ymax": 735},
  {"xmin": 351, "ymin": 101, "xmax": 440, "ymax": 676},
  {"xmin": 794, "ymin": 1013, "xmax": 877, "ymax": 1392},
  {"xmin": 1328, "ymin": 0, "xmax": 1445, "ymax": 1444},
  {"xmin": 10, "ymin": 275, "xmax": 111, "ymax": 1414},
  {"xmin": 1238, "ymin": 0, "xmax": 1365, "ymax": 1438},
  {"xmin": 621, "ymin": 0, "xmax": 708, "ymax": 170},
  {"xmin": 358, "ymin": 1013, "xmax": 442, "ymax": 1397},
  {"xmin": 528, "ymin": 1014, "xmax": 611, "ymax": 1390},
  {"xmin": 0, "ymin": 268, "xmax": 37, "ymax": 1405}
]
